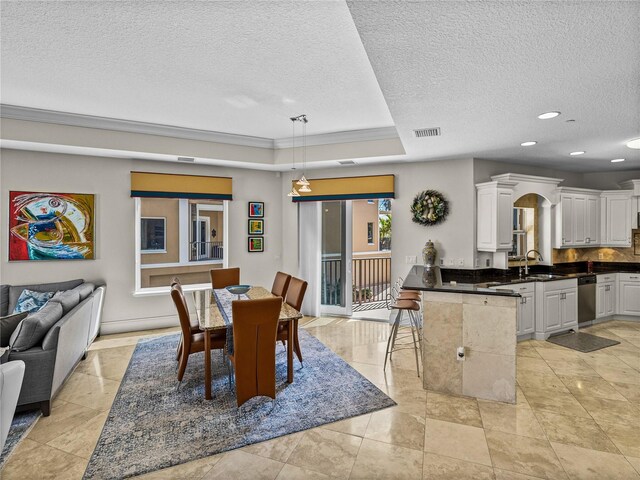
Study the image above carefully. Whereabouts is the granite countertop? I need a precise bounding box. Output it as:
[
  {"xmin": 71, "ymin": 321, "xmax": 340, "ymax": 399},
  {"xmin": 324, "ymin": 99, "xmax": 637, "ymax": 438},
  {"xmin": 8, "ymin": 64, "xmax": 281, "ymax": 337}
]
[
  {"xmin": 402, "ymin": 266, "xmax": 521, "ymax": 297},
  {"xmin": 402, "ymin": 262, "xmax": 640, "ymax": 296}
]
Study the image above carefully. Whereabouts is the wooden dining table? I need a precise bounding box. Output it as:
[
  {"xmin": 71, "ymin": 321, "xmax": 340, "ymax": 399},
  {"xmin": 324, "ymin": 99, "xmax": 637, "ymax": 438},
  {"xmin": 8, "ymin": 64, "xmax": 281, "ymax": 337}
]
[{"xmin": 192, "ymin": 286, "xmax": 302, "ymax": 400}]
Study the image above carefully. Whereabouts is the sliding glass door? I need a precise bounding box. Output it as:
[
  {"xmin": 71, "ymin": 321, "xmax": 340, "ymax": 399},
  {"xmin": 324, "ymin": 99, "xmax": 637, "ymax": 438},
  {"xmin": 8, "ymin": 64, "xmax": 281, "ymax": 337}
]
[{"xmin": 320, "ymin": 201, "xmax": 353, "ymax": 316}]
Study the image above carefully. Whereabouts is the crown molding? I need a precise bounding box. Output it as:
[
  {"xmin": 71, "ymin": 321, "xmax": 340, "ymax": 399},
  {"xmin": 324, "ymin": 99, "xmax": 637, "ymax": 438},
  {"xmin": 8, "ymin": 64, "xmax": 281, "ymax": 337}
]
[
  {"xmin": 1, "ymin": 104, "xmax": 399, "ymax": 150},
  {"xmin": 273, "ymin": 126, "xmax": 399, "ymax": 148},
  {"xmin": 0, "ymin": 104, "xmax": 274, "ymax": 149},
  {"xmin": 491, "ymin": 173, "xmax": 564, "ymax": 186}
]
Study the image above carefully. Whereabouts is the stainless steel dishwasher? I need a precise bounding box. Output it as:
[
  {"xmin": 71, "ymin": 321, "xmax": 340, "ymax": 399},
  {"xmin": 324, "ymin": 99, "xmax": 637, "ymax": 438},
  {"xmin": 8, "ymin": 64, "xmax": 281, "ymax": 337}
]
[{"xmin": 578, "ymin": 275, "xmax": 597, "ymax": 324}]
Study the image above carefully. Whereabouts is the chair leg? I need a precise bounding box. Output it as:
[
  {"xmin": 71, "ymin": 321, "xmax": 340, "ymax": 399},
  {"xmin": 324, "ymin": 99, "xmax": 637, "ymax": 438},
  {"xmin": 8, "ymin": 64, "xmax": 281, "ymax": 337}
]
[
  {"xmin": 384, "ymin": 310, "xmax": 402, "ymax": 371},
  {"xmin": 389, "ymin": 310, "xmax": 403, "ymax": 360},
  {"xmin": 176, "ymin": 336, "xmax": 183, "ymax": 361},
  {"xmin": 177, "ymin": 349, "xmax": 189, "ymax": 383},
  {"xmin": 293, "ymin": 319, "xmax": 303, "ymax": 364},
  {"xmin": 408, "ymin": 312, "xmax": 421, "ymax": 377}
]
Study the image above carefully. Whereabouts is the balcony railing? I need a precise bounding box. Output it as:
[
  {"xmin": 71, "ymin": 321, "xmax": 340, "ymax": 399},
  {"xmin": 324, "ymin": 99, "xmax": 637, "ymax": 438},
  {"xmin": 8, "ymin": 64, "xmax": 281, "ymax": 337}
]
[
  {"xmin": 321, "ymin": 256, "xmax": 391, "ymax": 307},
  {"xmin": 190, "ymin": 241, "xmax": 224, "ymax": 261}
]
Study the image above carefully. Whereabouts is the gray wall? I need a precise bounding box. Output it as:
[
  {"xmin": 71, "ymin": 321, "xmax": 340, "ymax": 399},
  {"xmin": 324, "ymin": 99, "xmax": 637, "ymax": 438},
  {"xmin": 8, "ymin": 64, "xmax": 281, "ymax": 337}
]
[{"xmin": 0, "ymin": 149, "xmax": 284, "ymax": 333}]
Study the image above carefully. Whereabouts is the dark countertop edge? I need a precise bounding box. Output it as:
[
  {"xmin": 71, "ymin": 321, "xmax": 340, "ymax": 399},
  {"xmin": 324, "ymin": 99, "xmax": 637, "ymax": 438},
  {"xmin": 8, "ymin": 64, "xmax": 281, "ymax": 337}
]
[{"xmin": 405, "ymin": 285, "xmax": 521, "ymax": 297}]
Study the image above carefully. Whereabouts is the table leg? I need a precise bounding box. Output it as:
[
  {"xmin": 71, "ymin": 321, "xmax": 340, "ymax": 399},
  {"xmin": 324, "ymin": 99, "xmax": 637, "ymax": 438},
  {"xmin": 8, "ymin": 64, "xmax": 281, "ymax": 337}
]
[
  {"xmin": 204, "ymin": 331, "xmax": 212, "ymax": 400},
  {"xmin": 287, "ymin": 320, "xmax": 294, "ymax": 383}
]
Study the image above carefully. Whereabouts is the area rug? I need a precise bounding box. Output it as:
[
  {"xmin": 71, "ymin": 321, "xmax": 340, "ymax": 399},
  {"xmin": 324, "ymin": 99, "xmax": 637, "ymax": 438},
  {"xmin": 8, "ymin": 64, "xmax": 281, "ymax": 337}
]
[
  {"xmin": 547, "ymin": 331, "xmax": 620, "ymax": 352},
  {"xmin": 0, "ymin": 410, "xmax": 41, "ymax": 468},
  {"xmin": 83, "ymin": 330, "xmax": 396, "ymax": 479}
]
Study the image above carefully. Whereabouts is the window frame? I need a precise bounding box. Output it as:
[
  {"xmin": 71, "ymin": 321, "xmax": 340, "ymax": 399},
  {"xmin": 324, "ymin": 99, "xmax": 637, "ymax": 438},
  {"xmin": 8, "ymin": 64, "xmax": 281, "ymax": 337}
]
[
  {"xmin": 134, "ymin": 198, "xmax": 229, "ymax": 295},
  {"xmin": 140, "ymin": 216, "xmax": 168, "ymax": 254}
]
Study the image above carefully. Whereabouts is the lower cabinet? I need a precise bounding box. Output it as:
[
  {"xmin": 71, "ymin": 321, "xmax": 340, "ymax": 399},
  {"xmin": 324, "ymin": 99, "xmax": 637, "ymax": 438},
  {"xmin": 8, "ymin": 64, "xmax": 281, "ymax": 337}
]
[
  {"xmin": 535, "ymin": 278, "xmax": 578, "ymax": 337},
  {"xmin": 596, "ymin": 280, "xmax": 616, "ymax": 318},
  {"xmin": 516, "ymin": 283, "xmax": 535, "ymax": 336},
  {"xmin": 618, "ymin": 273, "xmax": 640, "ymax": 316}
]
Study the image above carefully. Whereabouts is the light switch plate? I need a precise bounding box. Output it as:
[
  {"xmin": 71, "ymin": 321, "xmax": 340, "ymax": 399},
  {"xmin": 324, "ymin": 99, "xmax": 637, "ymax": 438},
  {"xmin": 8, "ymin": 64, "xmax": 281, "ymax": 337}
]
[{"xmin": 405, "ymin": 255, "xmax": 417, "ymax": 264}]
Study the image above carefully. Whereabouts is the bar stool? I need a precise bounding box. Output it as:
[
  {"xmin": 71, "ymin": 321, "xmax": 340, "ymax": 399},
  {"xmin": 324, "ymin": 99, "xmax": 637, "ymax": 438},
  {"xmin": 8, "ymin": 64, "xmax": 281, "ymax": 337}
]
[{"xmin": 384, "ymin": 298, "xmax": 422, "ymax": 377}]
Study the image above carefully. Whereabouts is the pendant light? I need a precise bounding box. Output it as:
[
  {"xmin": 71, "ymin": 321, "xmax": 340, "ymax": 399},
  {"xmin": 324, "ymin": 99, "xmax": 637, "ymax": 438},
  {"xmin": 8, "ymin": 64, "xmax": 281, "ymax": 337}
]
[
  {"xmin": 287, "ymin": 116, "xmax": 300, "ymax": 197},
  {"xmin": 287, "ymin": 114, "xmax": 311, "ymax": 196}
]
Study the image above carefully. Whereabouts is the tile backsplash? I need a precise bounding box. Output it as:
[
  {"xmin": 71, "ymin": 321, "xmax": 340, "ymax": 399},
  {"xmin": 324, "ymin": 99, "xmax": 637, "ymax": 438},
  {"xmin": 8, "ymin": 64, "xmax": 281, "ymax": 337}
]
[{"xmin": 553, "ymin": 229, "xmax": 640, "ymax": 263}]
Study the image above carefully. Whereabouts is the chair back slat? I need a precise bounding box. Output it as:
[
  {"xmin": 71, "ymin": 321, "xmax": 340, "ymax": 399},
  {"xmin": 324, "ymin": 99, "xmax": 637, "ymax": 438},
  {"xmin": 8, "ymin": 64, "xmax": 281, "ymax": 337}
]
[
  {"xmin": 210, "ymin": 267, "xmax": 240, "ymax": 289},
  {"xmin": 271, "ymin": 272, "xmax": 292, "ymax": 298},
  {"xmin": 285, "ymin": 277, "xmax": 308, "ymax": 312},
  {"xmin": 231, "ymin": 297, "xmax": 282, "ymax": 407},
  {"xmin": 170, "ymin": 284, "xmax": 194, "ymax": 344}
]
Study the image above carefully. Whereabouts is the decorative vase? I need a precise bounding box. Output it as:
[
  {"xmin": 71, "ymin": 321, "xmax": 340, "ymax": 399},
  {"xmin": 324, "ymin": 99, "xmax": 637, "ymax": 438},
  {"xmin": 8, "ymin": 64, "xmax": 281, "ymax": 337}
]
[{"xmin": 422, "ymin": 239, "xmax": 437, "ymax": 267}]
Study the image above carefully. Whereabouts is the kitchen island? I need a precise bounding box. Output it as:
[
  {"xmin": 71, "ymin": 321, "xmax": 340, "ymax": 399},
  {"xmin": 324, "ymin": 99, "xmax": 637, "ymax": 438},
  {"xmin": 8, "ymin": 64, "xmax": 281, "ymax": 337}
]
[{"xmin": 403, "ymin": 265, "xmax": 519, "ymax": 404}]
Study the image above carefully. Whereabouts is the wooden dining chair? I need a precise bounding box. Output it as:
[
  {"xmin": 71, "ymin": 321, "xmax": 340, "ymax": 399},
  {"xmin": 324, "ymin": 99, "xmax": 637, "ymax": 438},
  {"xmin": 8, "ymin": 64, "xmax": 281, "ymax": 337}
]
[
  {"xmin": 210, "ymin": 267, "xmax": 240, "ymax": 289},
  {"xmin": 171, "ymin": 284, "xmax": 226, "ymax": 385},
  {"xmin": 228, "ymin": 297, "xmax": 283, "ymax": 407},
  {"xmin": 277, "ymin": 277, "xmax": 308, "ymax": 364},
  {"xmin": 271, "ymin": 271, "xmax": 292, "ymax": 298},
  {"xmin": 171, "ymin": 277, "xmax": 200, "ymax": 361}
]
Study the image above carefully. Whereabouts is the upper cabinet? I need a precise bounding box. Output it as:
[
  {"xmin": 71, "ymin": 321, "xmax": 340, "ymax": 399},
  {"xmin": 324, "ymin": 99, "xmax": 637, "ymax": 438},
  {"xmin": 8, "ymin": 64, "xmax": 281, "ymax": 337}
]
[
  {"xmin": 601, "ymin": 191, "xmax": 632, "ymax": 247},
  {"xmin": 554, "ymin": 188, "xmax": 601, "ymax": 248},
  {"xmin": 477, "ymin": 180, "xmax": 517, "ymax": 252}
]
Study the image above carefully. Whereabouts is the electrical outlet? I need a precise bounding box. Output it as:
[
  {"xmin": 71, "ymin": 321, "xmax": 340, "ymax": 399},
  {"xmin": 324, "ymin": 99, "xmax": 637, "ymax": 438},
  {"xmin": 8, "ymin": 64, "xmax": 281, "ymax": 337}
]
[
  {"xmin": 457, "ymin": 258, "xmax": 464, "ymax": 266},
  {"xmin": 405, "ymin": 255, "xmax": 417, "ymax": 264},
  {"xmin": 486, "ymin": 258, "xmax": 491, "ymax": 267},
  {"xmin": 598, "ymin": 252, "xmax": 604, "ymax": 260},
  {"xmin": 448, "ymin": 259, "xmax": 455, "ymax": 266},
  {"xmin": 439, "ymin": 259, "xmax": 444, "ymax": 266}
]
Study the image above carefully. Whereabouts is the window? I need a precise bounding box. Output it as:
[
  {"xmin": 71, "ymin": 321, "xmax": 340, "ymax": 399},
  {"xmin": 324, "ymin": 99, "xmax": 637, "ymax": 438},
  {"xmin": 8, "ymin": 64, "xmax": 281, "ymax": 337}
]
[
  {"xmin": 135, "ymin": 198, "xmax": 227, "ymax": 292},
  {"xmin": 140, "ymin": 217, "xmax": 166, "ymax": 253},
  {"xmin": 367, "ymin": 222, "xmax": 374, "ymax": 244}
]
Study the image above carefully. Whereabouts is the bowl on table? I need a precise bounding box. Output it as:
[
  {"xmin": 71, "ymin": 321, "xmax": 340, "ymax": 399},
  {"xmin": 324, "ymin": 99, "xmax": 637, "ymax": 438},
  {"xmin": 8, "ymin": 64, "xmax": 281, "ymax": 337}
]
[{"xmin": 226, "ymin": 285, "xmax": 251, "ymax": 299}]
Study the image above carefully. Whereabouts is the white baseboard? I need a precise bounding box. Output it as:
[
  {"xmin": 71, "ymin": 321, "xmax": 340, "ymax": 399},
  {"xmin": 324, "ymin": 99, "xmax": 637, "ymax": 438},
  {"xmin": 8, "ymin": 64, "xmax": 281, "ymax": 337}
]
[{"xmin": 99, "ymin": 315, "xmax": 178, "ymax": 335}]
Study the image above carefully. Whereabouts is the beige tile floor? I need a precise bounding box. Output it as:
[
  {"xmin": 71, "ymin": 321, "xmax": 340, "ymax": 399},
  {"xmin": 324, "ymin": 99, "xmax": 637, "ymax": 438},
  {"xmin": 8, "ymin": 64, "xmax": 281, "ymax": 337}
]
[{"xmin": 2, "ymin": 318, "xmax": 640, "ymax": 479}]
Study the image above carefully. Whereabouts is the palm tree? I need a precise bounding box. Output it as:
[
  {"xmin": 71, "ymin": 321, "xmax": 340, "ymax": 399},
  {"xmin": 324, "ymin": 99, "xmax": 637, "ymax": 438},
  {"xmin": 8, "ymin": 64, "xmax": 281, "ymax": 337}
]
[{"xmin": 379, "ymin": 214, "xmax": 391, "ymax": 250}]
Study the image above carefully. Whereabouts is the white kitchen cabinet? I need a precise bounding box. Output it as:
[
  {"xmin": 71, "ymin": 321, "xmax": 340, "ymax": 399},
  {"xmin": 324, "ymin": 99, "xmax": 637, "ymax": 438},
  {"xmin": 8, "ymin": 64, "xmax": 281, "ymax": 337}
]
[
  {"xmin": 555, "ymin": 189, "xmax": 601, "ymax": 247},
  {"xmin": 515, "ymin": 283, "xmax": 535, "ymax": 336},
  {"xmin": 535, "ymin": 278, "xmax": 578, "ymax": 337},
  {"xmin": 476, "ymin": 180, "xmax": 517, "ymax": 252},
  {"xmin": 601, "ymin": 191, "xmax": 632, "ymax": 247},
  {"xmin": 596, "ymin": 274, "xmax": 617, "ymax": 319},
  {"xmin": 618, "ymin": 273, "xmax": 640, "ymax": 316}
]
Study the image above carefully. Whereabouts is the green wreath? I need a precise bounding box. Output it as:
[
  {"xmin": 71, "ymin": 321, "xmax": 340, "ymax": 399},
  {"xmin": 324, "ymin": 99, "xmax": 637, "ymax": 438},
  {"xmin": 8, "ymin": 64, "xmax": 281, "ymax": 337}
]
[{"xmin": 411, "ymin": 190, "xmax": 449, "ymax": 226}]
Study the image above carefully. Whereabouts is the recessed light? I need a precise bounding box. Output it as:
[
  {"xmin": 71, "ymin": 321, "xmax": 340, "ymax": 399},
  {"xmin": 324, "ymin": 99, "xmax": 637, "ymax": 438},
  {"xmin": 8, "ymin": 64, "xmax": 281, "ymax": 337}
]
[
  {"xmin": 627, "ymin": 138, "xmax": 640, "ymax": 149},
  {"xmin": 611, "ymin": 158, "xmax": 625, "ymax": 163},
  {"xmin": 521, "ymin": 141, "xmax": 537, "ymax": 146},
  {"xmin": 538, "ymin": 111, "xmax": 561, "ymax": 120},
  {"xmin": 569, "ymin": 151, "xmax": 585, "ymax": 156}
]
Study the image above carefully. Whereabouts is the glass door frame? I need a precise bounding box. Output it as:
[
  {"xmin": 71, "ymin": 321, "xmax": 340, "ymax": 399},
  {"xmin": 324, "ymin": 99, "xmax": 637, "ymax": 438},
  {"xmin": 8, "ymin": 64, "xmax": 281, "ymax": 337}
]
[{"xmin": 321, "ymin": 200, "xmax": 353, "ymax": 316}]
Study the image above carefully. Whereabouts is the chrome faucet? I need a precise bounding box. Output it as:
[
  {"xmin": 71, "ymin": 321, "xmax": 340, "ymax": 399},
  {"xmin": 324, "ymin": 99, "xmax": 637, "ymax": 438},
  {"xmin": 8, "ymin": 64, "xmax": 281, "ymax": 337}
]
[{"xmin": 524, "ymin": 250, "xmax": 543, "ymax": 276}]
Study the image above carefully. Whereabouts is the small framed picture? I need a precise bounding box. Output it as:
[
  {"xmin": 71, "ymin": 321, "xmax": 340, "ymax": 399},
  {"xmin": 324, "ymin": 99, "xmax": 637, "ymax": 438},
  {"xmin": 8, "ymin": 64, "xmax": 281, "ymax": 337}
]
[
  {"xmin": 248, "ymin": 202, "xmax": 264, "ymax": 218},
  {"xmin": 248, "ymin": 236, "xmax": 264, "ymax": 252},
  {"xmin": 248, "ymin": 219, "xmax": 264, "ymax": 235}
]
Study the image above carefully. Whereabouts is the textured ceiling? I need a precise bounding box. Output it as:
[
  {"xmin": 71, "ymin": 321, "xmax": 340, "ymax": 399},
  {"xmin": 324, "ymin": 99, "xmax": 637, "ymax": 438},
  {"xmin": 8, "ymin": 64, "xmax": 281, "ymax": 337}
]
[
  {"xmin": 347, "ymin": 0, "xmax": 640, "ymax": 171},
  {"xmin": 0, "ymin": 1, "xmax": 393, "ymax": 138}
]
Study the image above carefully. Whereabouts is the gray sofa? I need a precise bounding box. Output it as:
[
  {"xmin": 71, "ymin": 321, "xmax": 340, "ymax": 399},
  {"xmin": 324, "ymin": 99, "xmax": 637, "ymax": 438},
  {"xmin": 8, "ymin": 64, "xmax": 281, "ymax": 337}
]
[{"xmin": 0, "ymin": 279, "xmax": 105, "ymax": 416}]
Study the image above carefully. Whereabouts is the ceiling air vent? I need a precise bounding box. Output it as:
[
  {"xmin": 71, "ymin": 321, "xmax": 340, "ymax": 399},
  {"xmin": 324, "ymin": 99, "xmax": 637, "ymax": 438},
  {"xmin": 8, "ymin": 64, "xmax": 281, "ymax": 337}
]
[
  {"xmin": 177, "ymin": 156, "xmax": 195, "ymax": 163},
  {"xmin": 338, "ymin": 160, "xmax": 356, "ymax": 165},
  {"xmin": 413, "ymin": 127, "xmax": 440, "ymax": 138}
]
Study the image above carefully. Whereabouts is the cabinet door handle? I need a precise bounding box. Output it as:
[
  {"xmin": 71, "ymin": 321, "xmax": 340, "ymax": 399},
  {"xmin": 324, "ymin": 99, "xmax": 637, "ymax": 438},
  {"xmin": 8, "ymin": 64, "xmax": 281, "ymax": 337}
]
[
  {"xmin": 522, "ymin": 297, "xmax": 527, "ymax": 304},
  {"xmin": 605, "ymin": 285, "xmax": 610, "ymax": 291},
  {"xmin": 560, "ymin": 293, "xmax": 566, "ymax": 300},
  {"xmin": 586, "ymin": 237, "xmax": 591, "ymax": 243},
  {"xmin": 630, "ymin": 276, "xmax": 639, "ymax": 280}
]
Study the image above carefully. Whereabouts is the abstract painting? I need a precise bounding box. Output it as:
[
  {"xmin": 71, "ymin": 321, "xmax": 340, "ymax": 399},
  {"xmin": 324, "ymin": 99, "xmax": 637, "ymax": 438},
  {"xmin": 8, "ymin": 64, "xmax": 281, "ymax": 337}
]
[
  {"xmin": 248, "ymin": 201, "xmax": 264, "ymax": 218},
  {"xmin": 248, "ymin": 236, "xmax": 264, "ymax": 252},
  {"xmin": 9, "ymin": 191, "xmax": 95, "ymax": 261},
  {"xmin": 248, "ymin": 219, "xmax": 264, "ymax": 235}
]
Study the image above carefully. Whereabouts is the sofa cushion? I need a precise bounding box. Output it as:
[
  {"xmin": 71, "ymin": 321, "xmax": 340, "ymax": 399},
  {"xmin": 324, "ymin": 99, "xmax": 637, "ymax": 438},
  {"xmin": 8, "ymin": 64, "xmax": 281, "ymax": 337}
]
[
  {"xmin": 50, "ymin": 289, "xmax": 81, "ymax": 315},
  {"xmin": 72, "ymin": 283, "xmax": 95, "ymax": 302},
  {"xmin": 9, "ymin": 302, "xmax": 64, "ymax": 352},
  {"xmin": 1, "ymin": 285, "xmax": 9, "ymax": 317},
  {"xmin": 0, "ymin": 312, "xmax": 28, "ymax": 346},
  {"xmin": 13, "ymin": 289, "xmax": 55, "ymax": 314},
  {"xmin": 8, "ymin": 279, "xmax": 84, "ymax": 314}
]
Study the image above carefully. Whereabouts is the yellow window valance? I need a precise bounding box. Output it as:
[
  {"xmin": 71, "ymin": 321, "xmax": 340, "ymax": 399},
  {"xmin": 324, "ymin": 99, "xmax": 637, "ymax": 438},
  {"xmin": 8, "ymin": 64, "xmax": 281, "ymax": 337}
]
[
  {"xmin": 130, "ymin": 172, "xmax": 232, "ymax": 200},
  {"xmin": 291, "ymin": 174, "xmax": 394, "ymax": 202}
]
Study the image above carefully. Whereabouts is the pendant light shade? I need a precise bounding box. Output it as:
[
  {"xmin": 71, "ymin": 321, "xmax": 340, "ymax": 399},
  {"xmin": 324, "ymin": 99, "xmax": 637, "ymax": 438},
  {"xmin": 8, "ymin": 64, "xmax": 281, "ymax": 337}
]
[
  {"xmin": 298, "ymin": 184, "xmax": 311, "ymax": 193},
  {"xmin": 287, "ymin": 186, "xmax": 300, "ymax": 197},
  {"xmin": 296, "ymin": 175, "xmax": 310, "ymax": 186}
]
